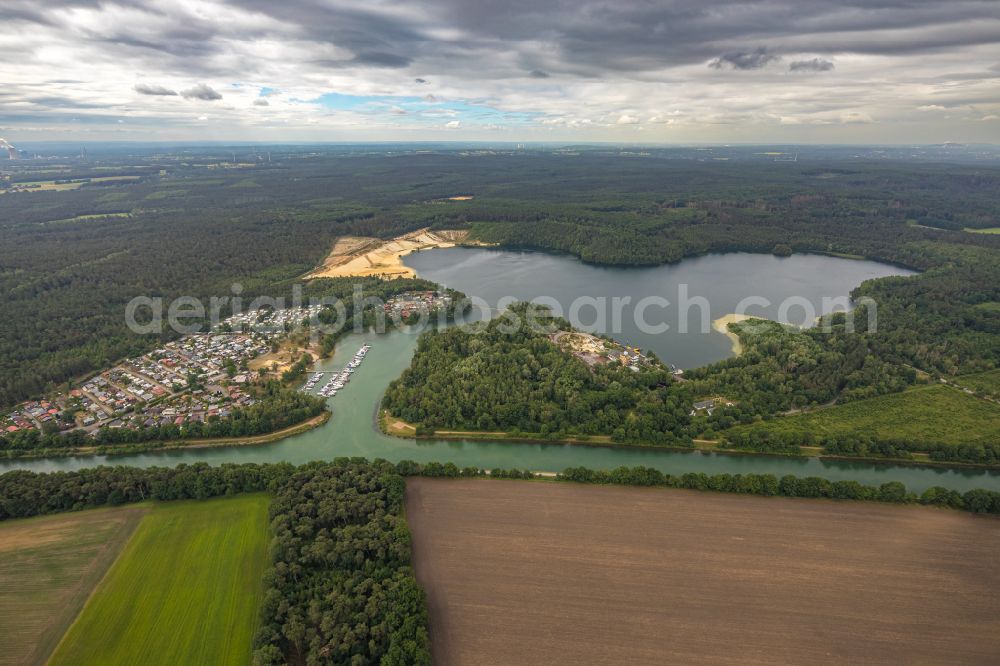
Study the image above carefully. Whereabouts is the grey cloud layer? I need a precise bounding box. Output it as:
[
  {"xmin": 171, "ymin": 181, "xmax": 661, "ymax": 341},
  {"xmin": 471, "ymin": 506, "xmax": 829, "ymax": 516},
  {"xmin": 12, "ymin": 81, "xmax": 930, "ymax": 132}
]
[
  {"xmin": 135, "ymin": 83, "xmax": 178, "ymax": 96},
  {"xmin": 709, "ymin": 48, "xmax": 781, "ymax": 70},
  {"xmin": 9, "ymin": 0, "xmax": 998, "ymax": 77},
  {"xmin": 2, "ymin": 0, "xmax": 999, "ymax": 141},
  {"xmin": 790, "ymin": 58, "xmax": 835, "ymax": 72},
  {"xmin": 180, "ymin": 84, "xmax": 222, "ymax": 101}
]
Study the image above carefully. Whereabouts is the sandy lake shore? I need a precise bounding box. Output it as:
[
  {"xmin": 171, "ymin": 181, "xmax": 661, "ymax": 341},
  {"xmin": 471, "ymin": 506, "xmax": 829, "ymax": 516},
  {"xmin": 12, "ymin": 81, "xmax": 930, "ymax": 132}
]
[{"xmin": 711, "ymin": 313, "xmax": 763, "ymax": 356}]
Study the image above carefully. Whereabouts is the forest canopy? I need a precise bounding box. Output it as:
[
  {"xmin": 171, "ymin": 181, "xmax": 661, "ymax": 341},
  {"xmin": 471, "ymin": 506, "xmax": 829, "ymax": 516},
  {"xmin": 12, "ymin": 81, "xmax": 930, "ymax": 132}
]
[
  {"xmin": 383, "ymin": 303, "xmax": 692, "ymax": 444},
  {"xmin": 2, "ymin": 146, "xmax": 999, "ymax": 417}
]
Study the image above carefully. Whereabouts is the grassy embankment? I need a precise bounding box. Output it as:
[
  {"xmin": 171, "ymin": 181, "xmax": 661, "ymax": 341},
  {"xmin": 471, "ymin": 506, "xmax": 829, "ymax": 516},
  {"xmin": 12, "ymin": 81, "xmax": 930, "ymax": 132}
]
[
  {"xmin": 951, "ymin": 369, "xmax": 1000, "ymax": 400},
  {"xmin": 724, "ymin": 384, "xmax": 1000, "ymax": 450},
  {"xmin": 0, "ymin": 507, "xmax": 147, "ymax": 666},
  {"xmin": 380, "ymin": 409, "xmax": 617, "ymax": 446},
  {"xmin": 48, "ymin": 494, "xmax": 270, "ymax": 666},
  {"xmin": 384, "ymin": 383, "xmax": 1000, "ymax": 467}
]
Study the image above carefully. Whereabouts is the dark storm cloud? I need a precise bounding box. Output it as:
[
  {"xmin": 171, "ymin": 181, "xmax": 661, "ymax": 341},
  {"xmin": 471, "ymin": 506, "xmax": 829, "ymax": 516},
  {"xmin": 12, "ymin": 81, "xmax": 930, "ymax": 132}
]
[
  {"xmin": 415, "ymin": 78, "xmax": 428, "ymax": 84},
  {"xmin": 16, "ymin": 0, "xmax": 998, "ymax": 82},
  {"xmin": 350, "ymin": 52, "xmax": 412, "ymax": 68},
  {"xmin": 789, "ymin": 58, "xmax": 835, "ymax": 72},
  {"xmin": 134, "ymin": 83, "xmax": 178, "ymax": 96},
  {"xmin": 314, "ymin": 52, "xmax": 413, "ymax": 69},
  {"xmin": 528, "ymin": 69, "xmax": 550, "ymax": 78},
  {"xmin": 235, "ymin": 1, "xmax": 427, "ymax": 59},
  {"xmin": 304, "ymin": 0, "xmax": 994, "ymax": 76},
  {"xmin": 180, "ymin": 84, "xmax": 222, "ymax": 101},
  {"xmin": 709, "ymin": 48, "xmax": 780, "ymax": 70}
]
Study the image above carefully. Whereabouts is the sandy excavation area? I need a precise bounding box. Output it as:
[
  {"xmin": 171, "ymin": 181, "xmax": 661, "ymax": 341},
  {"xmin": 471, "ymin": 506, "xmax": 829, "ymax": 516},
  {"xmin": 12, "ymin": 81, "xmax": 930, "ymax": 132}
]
[
  {"xmin": 406, "ymin": 478, "xmax": 1000, "ymax": 666},
  {"xmin": 306, "ymin": 228, "xmax": 470, "ymax": 279}
]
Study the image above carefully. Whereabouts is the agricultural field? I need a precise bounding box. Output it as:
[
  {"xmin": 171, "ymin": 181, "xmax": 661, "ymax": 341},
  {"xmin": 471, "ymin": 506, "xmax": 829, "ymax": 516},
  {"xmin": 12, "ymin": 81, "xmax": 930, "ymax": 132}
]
[
  {"xmin": 406, "ymin": 478, "xmax": 1000, "ymax": 665},
  {"xmin": 725, "ymin": 384, "xmax": 1000, "ymax": 447},
  {"xmin": 952, "ymin": 369, "xmax": 1000, "ymax": 400},
  {"xmin": 965, "ymin": 227, "xmax": 1000, "ymax": 234},
  {"xmin": 42, "ymin": 212, "xmax": 132, "ymax": 225},
  {"xmin": 1, "ymin": 175, "xmax": 141, "ymax": 194},
  {"xmin": 48, "ymin": 495, "xmax": 270, "ymax": 666},
  {"xmin": 0, "ymin": 506, "xmax": 146, "ymax": 666}
]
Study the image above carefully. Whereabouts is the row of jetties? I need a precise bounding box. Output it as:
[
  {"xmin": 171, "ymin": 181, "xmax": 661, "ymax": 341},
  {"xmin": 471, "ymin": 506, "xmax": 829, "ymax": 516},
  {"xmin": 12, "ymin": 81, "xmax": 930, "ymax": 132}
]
[{"xmin": 301, "ymin": 344, "xmax": 372, "ymax": 398}]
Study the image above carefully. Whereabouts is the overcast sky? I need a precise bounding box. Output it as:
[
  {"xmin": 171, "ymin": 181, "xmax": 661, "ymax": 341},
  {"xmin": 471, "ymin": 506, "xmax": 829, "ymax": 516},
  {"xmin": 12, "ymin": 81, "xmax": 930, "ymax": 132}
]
[{"xmin": 2, "ymin": 0, "xmax": 999, "ymax": 143}]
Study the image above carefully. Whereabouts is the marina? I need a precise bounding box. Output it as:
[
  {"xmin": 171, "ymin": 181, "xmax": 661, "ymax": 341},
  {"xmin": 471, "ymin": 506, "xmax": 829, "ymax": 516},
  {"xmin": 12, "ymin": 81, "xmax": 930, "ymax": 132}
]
[{"xmin": 304, "ymin": 345, "xmax": 371, "ymax": 398}]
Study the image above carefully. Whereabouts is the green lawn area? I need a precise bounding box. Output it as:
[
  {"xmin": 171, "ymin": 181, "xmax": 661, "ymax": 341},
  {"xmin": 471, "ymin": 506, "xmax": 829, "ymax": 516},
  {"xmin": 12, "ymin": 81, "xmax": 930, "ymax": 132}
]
[
  {"xmin": 964, "ymin": 227, "xmax": 1000, "ymax": 234},
  {"xmin": 726, "ymin": 384, "xmax": 1000, "ymax": 447},
  {"xmin": 48, "ymin": 495, "xmax": 270, "ymax": 666},
  {"xmin": 0, "ymin": 506, "xmax": 146, "ymax": 666},
  {"xmin": 973, "ymin": 302, "xmax": 1000, "ymax": 314},
  {"xmin": 952, "ymin": 369, "xmax": 1000, "ymax": 400}
]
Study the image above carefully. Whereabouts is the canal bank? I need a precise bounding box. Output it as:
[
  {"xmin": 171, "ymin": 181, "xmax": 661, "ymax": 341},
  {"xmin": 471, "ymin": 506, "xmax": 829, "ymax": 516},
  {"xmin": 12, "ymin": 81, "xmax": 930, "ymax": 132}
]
[{"xmin": 3, "ymin": 328, "xmax": 1000, "ymax": 494}]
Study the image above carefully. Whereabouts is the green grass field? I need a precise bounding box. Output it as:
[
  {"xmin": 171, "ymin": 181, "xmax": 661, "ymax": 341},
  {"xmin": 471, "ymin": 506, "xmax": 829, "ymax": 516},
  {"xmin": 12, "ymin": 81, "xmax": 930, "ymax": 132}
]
[
  {"xmin": 48, "ymin": 495, "xmax": 270, "ymax": 666},
  {"xmin": 726, "ymin": 384, "xmax": 1000, "ymax": 447},
  {"xmin": 952, "ymin": 369, "xmax": 1000, "ymax": 400},
  {"xmin": 964, "ymin": 227, "xmax": 1000, "ymax": 234},
  {"xmin": 0, "ymin": 506, "xmax": 146, "ymax": 666}
]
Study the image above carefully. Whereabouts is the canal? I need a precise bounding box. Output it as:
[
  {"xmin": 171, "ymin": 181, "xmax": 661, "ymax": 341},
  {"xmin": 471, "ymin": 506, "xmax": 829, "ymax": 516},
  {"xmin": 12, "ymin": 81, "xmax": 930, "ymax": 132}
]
[{"xmin": 3, "ymin": 251, "xmax": 997, "ymax": 494}]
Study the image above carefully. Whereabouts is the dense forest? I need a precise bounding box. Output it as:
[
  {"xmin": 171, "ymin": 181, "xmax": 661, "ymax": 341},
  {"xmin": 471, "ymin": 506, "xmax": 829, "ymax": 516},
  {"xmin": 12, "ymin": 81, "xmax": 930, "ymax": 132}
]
[
  {"xmin": 382, "ymin": 304, "xmax": 692, "ymax": 444},
  {"xmin": 683, "ymin": 317, "xmax": 916, "ymax": 416},
  {"xmin": 253, "ymin": 461, "xmax": 430, "ymax": 665},
  {"xmin": 3, "ymin": 146, "xmax": 1000, "ymax": 413}
]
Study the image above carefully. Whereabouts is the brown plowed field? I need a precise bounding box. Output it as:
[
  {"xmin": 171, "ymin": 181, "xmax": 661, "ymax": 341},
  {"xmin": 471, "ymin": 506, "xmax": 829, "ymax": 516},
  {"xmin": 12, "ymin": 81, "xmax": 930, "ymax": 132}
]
[{"xmin": 405, "ymin": 478, "xmax": 1000, "ymax": 665}]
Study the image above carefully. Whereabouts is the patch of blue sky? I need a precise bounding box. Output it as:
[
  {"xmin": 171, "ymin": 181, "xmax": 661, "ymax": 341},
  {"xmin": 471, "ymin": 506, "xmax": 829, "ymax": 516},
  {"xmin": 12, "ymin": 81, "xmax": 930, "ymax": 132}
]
[
  {"xmin": 311, "ymin": 92, "xmax": 424, "ymax": 110},
  {"xmin": 308, "ymin": 92, "xmax": 544, "ymax": 126}
]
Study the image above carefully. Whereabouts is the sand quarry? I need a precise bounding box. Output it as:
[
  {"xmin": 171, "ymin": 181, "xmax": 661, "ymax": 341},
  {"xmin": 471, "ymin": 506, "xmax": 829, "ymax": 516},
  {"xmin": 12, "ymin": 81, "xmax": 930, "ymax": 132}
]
[{"xmin": 306, "ymin": 228, "xmax": 471, "ymax": 280}]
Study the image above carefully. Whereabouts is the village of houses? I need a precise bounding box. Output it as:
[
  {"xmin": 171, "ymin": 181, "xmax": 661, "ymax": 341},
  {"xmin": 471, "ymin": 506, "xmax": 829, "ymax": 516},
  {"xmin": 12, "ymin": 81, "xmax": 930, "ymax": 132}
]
[
  {"xmin": 3, "ymin": 307, "xmax": 321, "ymax": 438},
  {"xmin": 550, "ymin": 330, "xmax": 665, "ymax": 373},
  {"xmin": 3, "ymin": 291, "xmax": 455, "ymax": 439},
  {"xmin": 550, "ymin": 330, "xmax": 734, "ymax": 417}
]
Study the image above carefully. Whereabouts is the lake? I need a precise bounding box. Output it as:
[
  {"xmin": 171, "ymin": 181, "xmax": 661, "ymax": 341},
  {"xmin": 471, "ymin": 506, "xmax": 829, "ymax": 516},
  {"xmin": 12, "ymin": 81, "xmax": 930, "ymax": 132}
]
[
  {"xmin": 404, "ymin": 248, "xmax": 917, "ymax": 367},
  {"xmin": 7, "ymin": 251, "xmax": 995, "ymax": 494}
]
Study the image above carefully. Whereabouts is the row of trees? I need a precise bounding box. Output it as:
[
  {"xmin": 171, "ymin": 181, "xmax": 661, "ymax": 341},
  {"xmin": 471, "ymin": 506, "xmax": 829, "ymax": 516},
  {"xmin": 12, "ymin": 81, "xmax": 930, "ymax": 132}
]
[
  {"xmin": 555, "ymin": 465, "xmax": 1000, "ymax": 514},
  {"xmin": 724, "ymin": 428, "xmax": 1000, "ymax": 465},
  {"xmin": 6, "ymin": 458, "xmax": 997, "ymax": 524},
  {"xmin": 391, "ymin": 459, "xmax": 1000, "ymax": 515}
]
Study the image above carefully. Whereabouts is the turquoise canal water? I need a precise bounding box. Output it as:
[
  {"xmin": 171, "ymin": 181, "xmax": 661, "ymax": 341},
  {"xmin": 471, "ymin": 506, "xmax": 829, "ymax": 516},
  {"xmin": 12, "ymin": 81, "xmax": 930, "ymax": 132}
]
[
  {"xmin": 5, "ymin": 328, "xmax": 999, "ymax": 493},
  {"xmin": 3, "ymin": 252, "xmax": 997, "ymax": 493}
]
